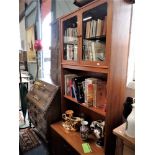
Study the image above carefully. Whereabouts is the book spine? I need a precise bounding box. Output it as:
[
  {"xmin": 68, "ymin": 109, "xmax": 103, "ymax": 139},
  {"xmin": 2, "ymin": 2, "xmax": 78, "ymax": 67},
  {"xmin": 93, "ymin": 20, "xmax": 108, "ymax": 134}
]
[
  {"xmin": 73, "ymin": 77, "xmax": 85, "ymax": 103},
  {"xmin": 64, "ymin": 74, "xmax": 77, "ymax": 96},
  {"xmin": 95, "ymin": 81, "xmax": 107, "ymax": 108},
  {"xmin": 102, "ymin": 16, "xmax": 107, "ymax": 36},
  {"xmin": 85, "ymin": 78, "xmax": 98, "ymax": 107},
  {"xmin": 72, "ymin": 82, "xmax": 77, "ymax": 100},
  {"xmin": 87, "ymin": 83, "xmax": 94, "ymax": 107},
  {"xmin": 93, "ymin": 83, "xmax": 97, "ymax": 107},
  {"xmin": 74, "ymin": 45, "xmax": 78, "ymax": 61}
]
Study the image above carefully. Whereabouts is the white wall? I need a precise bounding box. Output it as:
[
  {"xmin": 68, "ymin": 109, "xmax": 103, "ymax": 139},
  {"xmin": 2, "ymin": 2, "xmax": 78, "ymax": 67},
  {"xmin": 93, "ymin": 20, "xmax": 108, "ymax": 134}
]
[{"xmin": 19, "ymin": 17, "xmax": 27, "ymax": 51}]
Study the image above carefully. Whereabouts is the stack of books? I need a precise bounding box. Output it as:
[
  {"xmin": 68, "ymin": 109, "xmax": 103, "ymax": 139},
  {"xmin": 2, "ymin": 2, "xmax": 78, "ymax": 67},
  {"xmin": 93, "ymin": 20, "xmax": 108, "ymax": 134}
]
[
  {"xmin": 64, "ymin": 27, "xmax": 78, "ymax": 43},
  {"xmin": 85, "ymin": 78, "xmax": 107, "ymax": 108},
  {"xmin": 85, "ymin": 16, "xmax": 107, "ymax": 39},
  {"xmin": 64, "ymin": 75, "xmax": 107, "ymax": 107},
  {"xmin": 66, "ymin": 44, "xmax": 78, "ymax": 60},
  {"xmin": 83, "ymin": 40, "xmax": 105, "ymax": 61}
]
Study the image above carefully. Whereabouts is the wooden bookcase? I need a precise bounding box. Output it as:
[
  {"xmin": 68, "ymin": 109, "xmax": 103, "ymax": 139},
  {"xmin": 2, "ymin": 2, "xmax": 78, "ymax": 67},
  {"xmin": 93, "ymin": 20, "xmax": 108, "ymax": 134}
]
[{"xmin": 50, "ymin": 0, "xmax": 133, "ymax": 155}]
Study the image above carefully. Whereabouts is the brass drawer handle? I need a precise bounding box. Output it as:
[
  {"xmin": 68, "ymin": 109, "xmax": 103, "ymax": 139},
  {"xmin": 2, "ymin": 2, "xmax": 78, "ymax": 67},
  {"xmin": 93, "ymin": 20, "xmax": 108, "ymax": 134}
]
[{"xmin": 33, "ymin": 95, "xmax": 40, "ymax": 101}]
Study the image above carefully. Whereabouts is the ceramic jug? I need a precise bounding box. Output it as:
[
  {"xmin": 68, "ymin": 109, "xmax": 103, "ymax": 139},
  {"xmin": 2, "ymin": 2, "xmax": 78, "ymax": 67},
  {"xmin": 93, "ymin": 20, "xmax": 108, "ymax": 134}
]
[{"xmin": 125, "ymin": 103, "xmax": 135, "ymax": 138}]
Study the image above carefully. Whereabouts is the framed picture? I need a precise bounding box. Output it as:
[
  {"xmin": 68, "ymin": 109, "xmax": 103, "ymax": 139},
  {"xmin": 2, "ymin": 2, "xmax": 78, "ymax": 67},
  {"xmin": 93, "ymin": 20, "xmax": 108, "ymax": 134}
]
[{"xmin": 26, "ymin": 26, "xmax": 36, "ymax": 62}]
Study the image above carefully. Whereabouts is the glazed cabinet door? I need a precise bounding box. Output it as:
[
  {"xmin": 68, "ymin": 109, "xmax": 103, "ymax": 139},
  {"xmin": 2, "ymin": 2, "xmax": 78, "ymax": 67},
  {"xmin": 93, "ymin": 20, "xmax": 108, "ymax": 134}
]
[
  {"xmin": 61, "ymin": 12, "xmax": 80, "ymax": 65},
  {"xmin": 61, "ymin": 0, "xmax": 110, "ymax": 69},
  {"xmin": 80, "ymin": 0, "xmax": 109, "ymax": 68}
]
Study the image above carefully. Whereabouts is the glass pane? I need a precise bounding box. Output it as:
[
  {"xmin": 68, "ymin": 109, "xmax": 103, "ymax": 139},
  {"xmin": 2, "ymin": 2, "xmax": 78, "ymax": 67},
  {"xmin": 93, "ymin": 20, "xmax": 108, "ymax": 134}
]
[
  {"xmin": 82, "ymin": 3, "xmax": 107, "ymax": 62},
  {"xmin": 63, "ymin": 16, "xmax": 78, "ymax": 61}
]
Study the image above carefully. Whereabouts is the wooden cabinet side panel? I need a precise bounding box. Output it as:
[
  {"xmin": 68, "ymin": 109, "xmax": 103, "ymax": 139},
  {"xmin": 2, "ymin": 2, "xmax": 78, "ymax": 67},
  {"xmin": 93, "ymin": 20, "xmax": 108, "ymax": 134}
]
[{"xmin": 105, "ymin": 1, "xmax": 132, "ymax": 155}]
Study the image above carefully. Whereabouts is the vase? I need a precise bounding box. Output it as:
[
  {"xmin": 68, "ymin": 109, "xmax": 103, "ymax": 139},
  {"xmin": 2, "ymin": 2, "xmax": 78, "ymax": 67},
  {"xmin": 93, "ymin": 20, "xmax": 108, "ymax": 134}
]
[
  {"xmin": 80, "ymin": 121, "xmax": 89, "ymax": 140},
  {"xmin": 125, "ymin": 103, "xmax": 135, "ymax": 138}
]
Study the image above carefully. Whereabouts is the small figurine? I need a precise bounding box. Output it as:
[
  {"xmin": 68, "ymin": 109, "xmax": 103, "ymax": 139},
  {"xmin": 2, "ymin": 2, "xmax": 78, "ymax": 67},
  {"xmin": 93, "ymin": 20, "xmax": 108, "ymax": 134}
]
[
  {"xmin": 90, "ymin": 120, "xmax": 105, "ymax": 147},
  {"xmin": 62, "ymin": 110, "xmax": 83, "ymax": 131}
]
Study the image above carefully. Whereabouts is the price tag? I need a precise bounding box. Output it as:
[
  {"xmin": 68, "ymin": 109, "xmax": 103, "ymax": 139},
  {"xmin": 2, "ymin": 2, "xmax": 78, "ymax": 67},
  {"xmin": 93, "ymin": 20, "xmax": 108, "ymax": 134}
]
[{"xmin": 82, "ymin": 143, "xmax": 92, "ymax": 153}]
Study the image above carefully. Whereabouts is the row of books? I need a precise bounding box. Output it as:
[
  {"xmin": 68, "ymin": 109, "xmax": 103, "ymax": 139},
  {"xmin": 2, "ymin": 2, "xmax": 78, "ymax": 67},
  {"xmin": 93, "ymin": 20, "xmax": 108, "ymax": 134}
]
[
  {"xmin": 64, "ymin": 27, "xmax": 78, "ymax": 43},
  {"xmin": 85, "ymin": 17, "xmax": 107, "ymax": 39},
  {"xmin": 83, "ymin": 40, "xmax": 105, "ymax": 61},
  {"xmin": 64, "ymin": 44, "xmax": 78, "ymax": 60},
  {"xmin": 64, "ymin": 74, "xmax": 107, "ymax": 108}
]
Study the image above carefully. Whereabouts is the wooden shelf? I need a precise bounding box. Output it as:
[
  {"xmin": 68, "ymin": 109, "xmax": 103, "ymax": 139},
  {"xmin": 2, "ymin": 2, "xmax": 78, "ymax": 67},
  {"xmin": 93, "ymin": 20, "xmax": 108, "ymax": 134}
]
[
  {"xmin": 64, "ymin": 95, "xmax": 106, "ymax": 117},
  {"xmin": 50, "ymin": 121, "xmax": 104, "ymax": 155},
  {"xmin": 62, "ymin": 63, "xmax": 109, "ymax": 73},
  {"xmin": 64, "ymin": 41, "xmax": 78, "ymax": 45},
  {"xmin": 84, "ymin": 35, "xmax": 106, "ymax": 41}
]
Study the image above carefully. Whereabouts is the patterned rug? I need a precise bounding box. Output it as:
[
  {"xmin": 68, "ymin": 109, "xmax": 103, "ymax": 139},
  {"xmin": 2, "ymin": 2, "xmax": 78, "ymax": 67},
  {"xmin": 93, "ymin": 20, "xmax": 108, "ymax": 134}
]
[{"xmin": 19, "ymin": 128, "xmax": 42, "ymax": 153}]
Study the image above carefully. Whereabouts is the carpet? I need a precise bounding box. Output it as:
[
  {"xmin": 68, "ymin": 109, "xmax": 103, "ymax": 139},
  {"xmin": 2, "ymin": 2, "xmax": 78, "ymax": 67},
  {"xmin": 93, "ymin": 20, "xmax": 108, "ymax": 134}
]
[{"xmin": 19, "ymin": 128, "xmax": 42, "ymax": 153}]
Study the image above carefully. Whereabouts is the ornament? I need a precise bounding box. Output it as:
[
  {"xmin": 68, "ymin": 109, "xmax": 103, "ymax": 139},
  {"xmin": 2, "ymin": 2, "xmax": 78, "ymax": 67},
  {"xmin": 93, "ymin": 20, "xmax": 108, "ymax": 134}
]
[{"xmin": 34, "ymin": 40, "xmax": 42, "ymax": 51}]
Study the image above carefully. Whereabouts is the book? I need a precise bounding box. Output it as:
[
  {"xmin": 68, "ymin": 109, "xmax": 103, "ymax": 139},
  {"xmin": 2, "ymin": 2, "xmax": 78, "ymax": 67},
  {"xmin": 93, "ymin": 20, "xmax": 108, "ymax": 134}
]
[
  {"xmin": 102, "ymin": 16, "xmax": 107, "ymax": 36},
  {"xmin": 95, "ymin": 41, "xmax": 105, "ymax": 61},
  {"xmin": 67, "ymin": 44, "xmax": 74, "ymax": 60},
  {"xmin": 85, "ymin": 78, "xmax": 98, "ymax": 106},
  {"xmin": 96, "ymin": 19, "xmax": 104, "ymax": 37},
  {"xmin": 93, "ymin": 80, "xmax": 107, "ymax": 108},
  {"xmin": 83, "ymin": 40, "xmax": 92, "ymax": 61},
  {"xmin": 92, "ymin": 20, "xmax": 97, "ymax": 38},
  {"xmin": 86, "ymin": 21, "xmax": 91, "ymax": 38},
  {"xmin": 74, "ymin": 45, "xmax": 78, "ymax": 61},
  {"xmin": 72, "ymin": 76, "xmax": 86, "ymax": 103},
  {"xmin": 90, "ymin": 20, "xmax": 94, "ymax": 38},
  {"xmin": 64, "ymin": 74, "xmax": 77, "ymax": 96},
  {"xmin": 64, "ymin": 27, "xmax": 78, "ymax": 43},
  {"xmin": 92, "ymin": 41, "xmax": 105, "ymax": 61}
]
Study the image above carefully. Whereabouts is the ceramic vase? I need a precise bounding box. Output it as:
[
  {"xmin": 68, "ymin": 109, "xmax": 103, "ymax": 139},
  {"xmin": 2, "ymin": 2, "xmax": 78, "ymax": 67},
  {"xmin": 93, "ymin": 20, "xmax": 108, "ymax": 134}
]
[
  {"xmin": 80, "ymin": 121, "xmax": 89, "ymax": 140},
  {"xmin": 125, "ymin": 104, "xmax": 135, "ymax": 138}
]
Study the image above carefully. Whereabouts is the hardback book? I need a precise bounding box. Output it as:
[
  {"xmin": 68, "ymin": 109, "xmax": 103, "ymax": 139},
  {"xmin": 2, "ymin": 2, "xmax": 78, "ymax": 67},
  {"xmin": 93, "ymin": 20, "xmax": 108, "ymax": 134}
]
[
  {"xmin": 102, "ymin": 16, "xmax": 107, "ymax": 36},
  {"xmin": 83, "ymin": 40, "xmax": 92, "ymax": 61},
  {"xmin": 83, "ymin": 40, "xmax": 88, "ymax": 60},
  {"xmin": 65, "ymin": 27, "xmax": 77, "ymax": 43},
  {"xmin": 85, "ymin": 78, "xmax": 98, "ymax": 106},
  {"xmin": 92, "ymin": 20, "xmax": 97, "ymax": 38},
  {"xmin": 74, "ymin": 45, "xmax": 78, "ymax": 61},
  {"xmin": 95, "ymin": 41, "xmax": 105, "ymax": 61},
  {"xmin": 90, "ymin": 20, "xmax": 93, "ymax": 38},
  {"xmin": 64, "ymin": 74, "xmax": 77, "ymax": 96},
  {"xmin": 72, "ymin": 76, "xmax": 86, "ymax": 103},
  {"xmin": 93, "ymin": 80, "xmax": 107, "ymax": 108},
  {"xmin": 67, "ymin": 44, "xmax": 74, "ymax": 60},
  {"xmin": 92, "ymin": 41, "xmax": 105, "ymax": 61},
  {"xmin": 86, "ymin": 21, "xmax": 91, "ymax": 38},
  {"xmin": 96, "ymin": 19, "xmax": 104, "ymax": 37}
]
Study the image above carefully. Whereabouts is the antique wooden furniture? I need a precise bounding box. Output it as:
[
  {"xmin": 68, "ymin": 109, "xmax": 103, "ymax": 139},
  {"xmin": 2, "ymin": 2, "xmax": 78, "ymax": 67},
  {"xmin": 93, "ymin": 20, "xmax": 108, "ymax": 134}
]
[
  {"xmin": 26, "ymin": 80, "xmax": 61, "ymax": 142},
  {"xmin": 50, "ymin": 0, "xmax": 133, "ymax": 154},
  {"xmin": 113, "ymin": 123, "xmax": 135, "ymax": 155}
]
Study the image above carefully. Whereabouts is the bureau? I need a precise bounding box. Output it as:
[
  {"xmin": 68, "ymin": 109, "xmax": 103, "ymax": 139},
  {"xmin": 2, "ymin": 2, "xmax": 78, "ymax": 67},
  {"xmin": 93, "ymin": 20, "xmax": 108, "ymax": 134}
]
[{"xmin": 26, "ymin": 80, "xmax": 61, "ymax": 142}]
